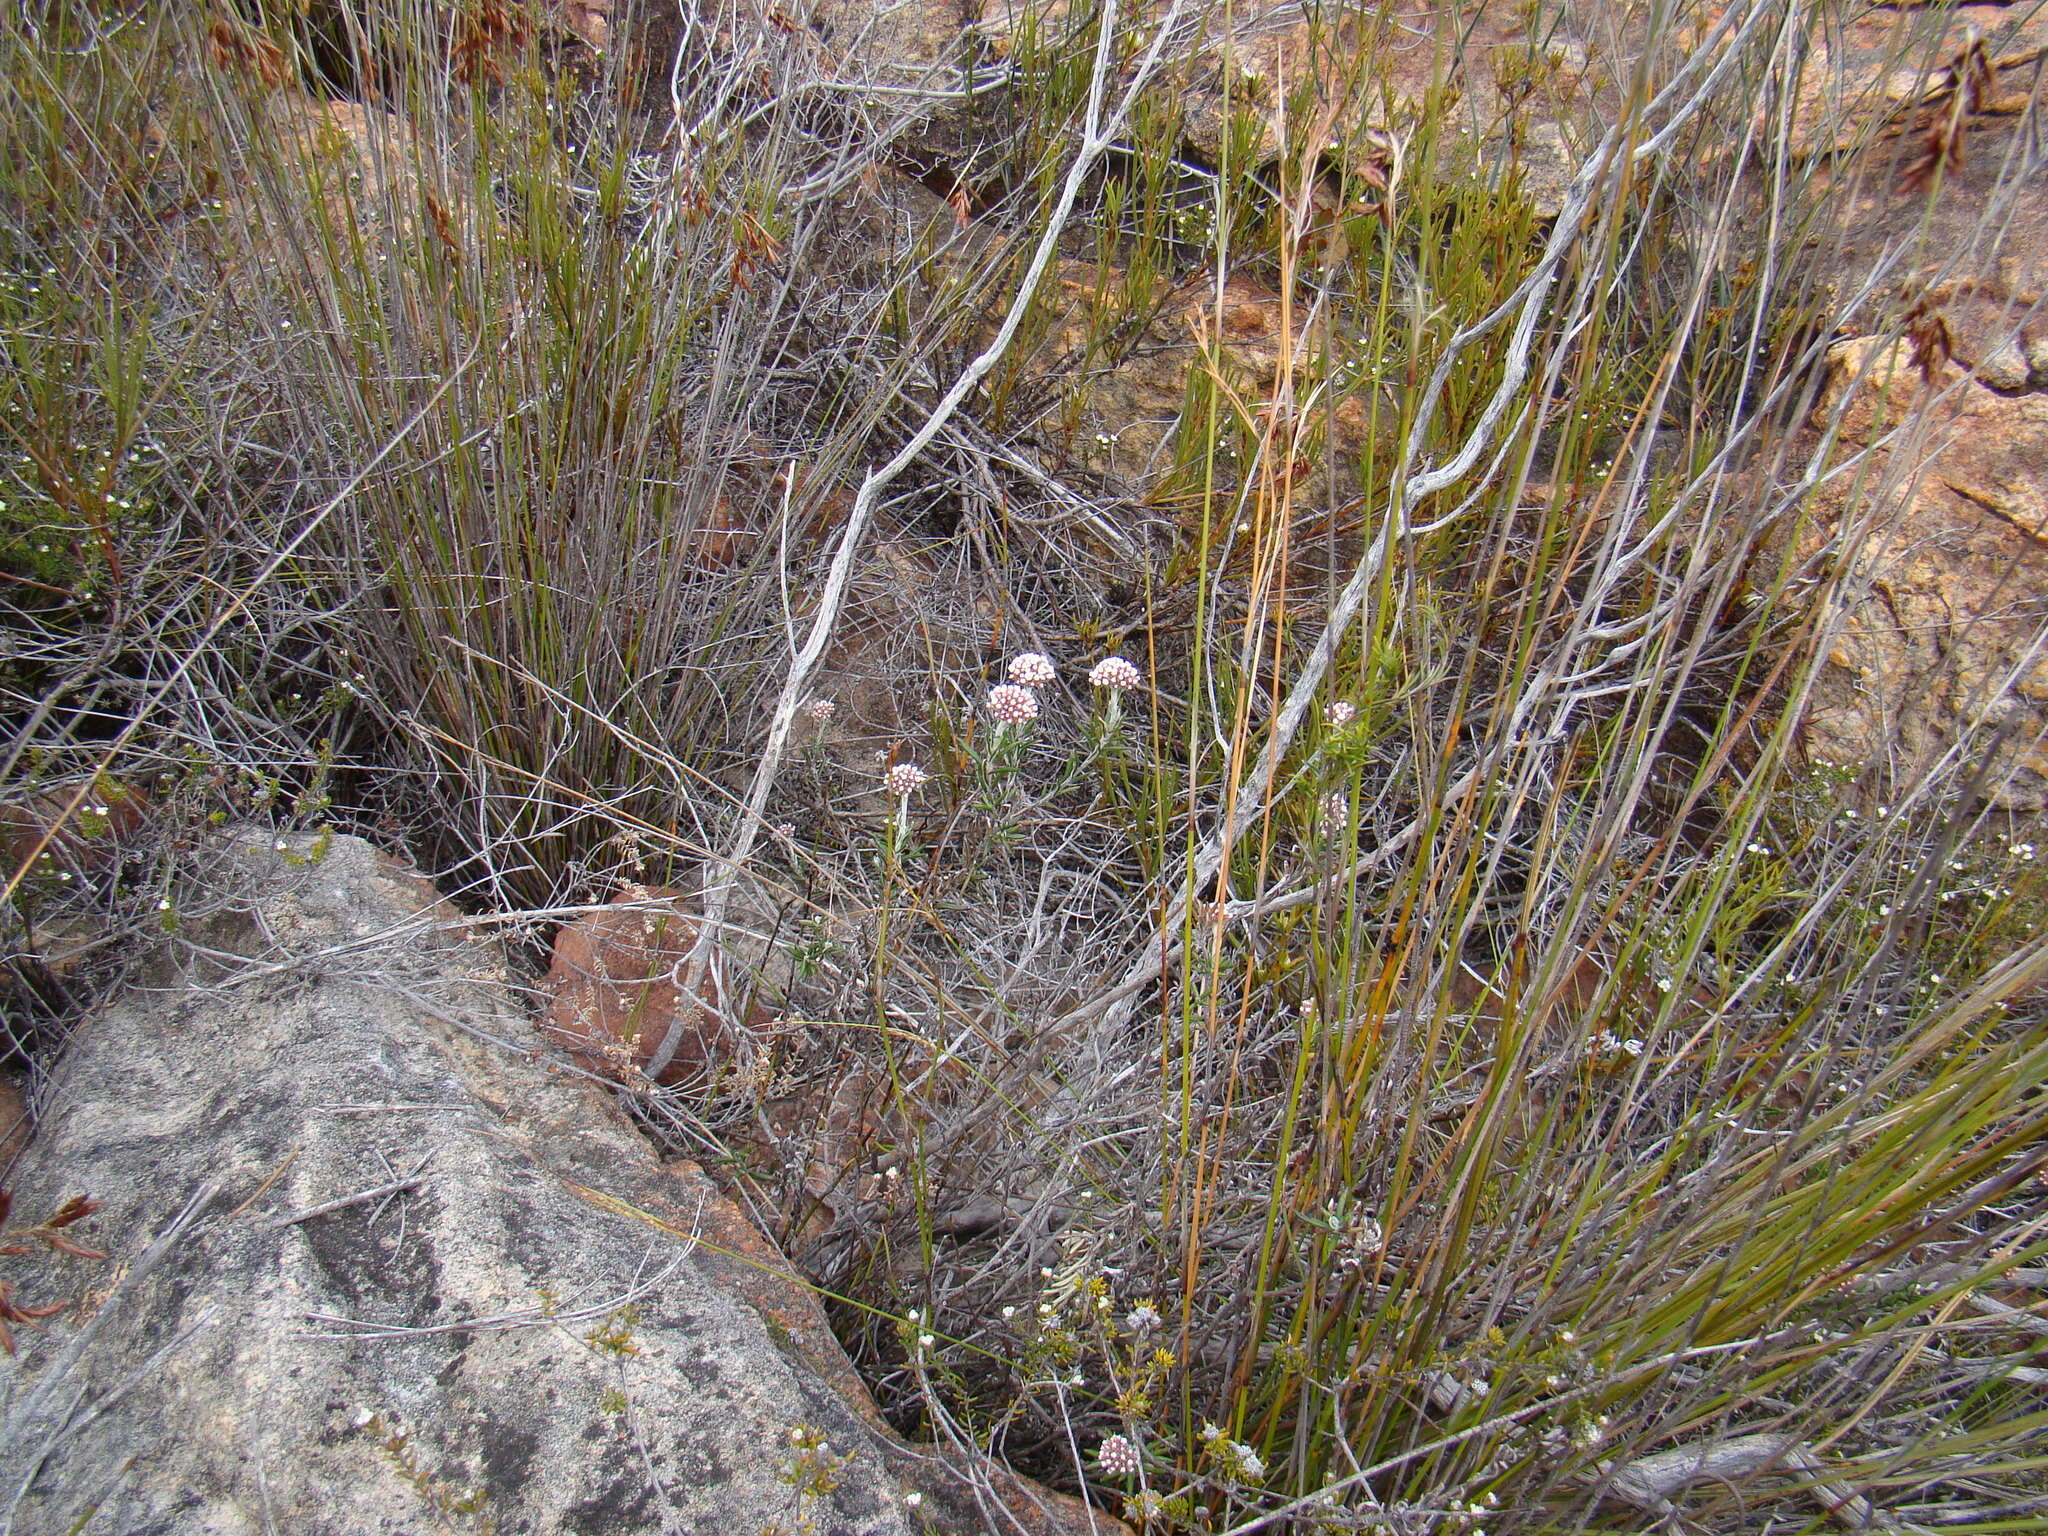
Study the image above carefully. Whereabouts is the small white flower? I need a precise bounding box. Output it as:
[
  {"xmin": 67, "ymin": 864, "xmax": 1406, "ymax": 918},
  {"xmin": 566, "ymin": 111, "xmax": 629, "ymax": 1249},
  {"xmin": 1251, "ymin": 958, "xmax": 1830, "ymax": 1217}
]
[
  {"xmin": 1089, "ymin": 656, "xmax": 1142, "ymax": 690},
  {"xmin": 1325, "ymin": 701, "xmax": 1357, "ymax": 728},
  {"xmin": 905, "ymin": 1490, "xmax": 923, "ymax": 1508},
  {"xmin": 1125, "ymin": 1302, "xmax": 1162, "ymax": 1332},
  {"xmin": 986, "ymin": 683, "xmax": 1039, "ymax": 725},
  {"xmin": 804, "ymin": 698, "xmax": 836, "ymax": 722},
  {"xmin": 1655, "ymin": 976, "xmax": 1672, "ymax": 993},
  {"xmin": 1008, "ymin": 652, "xmax": 1056, "ymax": 687}
]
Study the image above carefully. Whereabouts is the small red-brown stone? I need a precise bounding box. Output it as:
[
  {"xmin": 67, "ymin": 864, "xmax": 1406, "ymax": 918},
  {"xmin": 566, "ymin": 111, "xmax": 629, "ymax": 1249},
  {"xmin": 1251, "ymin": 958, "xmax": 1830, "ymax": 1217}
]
[{"xmin": 540, "ymin": 887, "xmax": 729, "ymax": 1088}]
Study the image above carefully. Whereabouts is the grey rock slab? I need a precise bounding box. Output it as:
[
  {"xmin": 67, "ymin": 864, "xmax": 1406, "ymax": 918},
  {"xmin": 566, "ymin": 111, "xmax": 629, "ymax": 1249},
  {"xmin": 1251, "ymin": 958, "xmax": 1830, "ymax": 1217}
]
[{"xmin": 0, "ymin": 835, "xmax": 944, "ymax": 1536}]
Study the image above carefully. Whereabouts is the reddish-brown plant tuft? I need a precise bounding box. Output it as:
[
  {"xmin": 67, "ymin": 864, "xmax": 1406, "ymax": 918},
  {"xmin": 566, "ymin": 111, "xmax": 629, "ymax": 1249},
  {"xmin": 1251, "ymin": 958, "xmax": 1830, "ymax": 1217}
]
[
  {"xmin": 452, "ymin": 0, "xmax": 532, "ymax": 87},
  {"xmin": 206, "ymin": 19, "xmax": 290, "ymax": 89},
  {"xmin": 1900, "ymin": 35, "xmax": 1996, "ymax": 195},
  {"xmin": 1904, "ymin": 296, "xmax": 1955, "ymax": 383}
]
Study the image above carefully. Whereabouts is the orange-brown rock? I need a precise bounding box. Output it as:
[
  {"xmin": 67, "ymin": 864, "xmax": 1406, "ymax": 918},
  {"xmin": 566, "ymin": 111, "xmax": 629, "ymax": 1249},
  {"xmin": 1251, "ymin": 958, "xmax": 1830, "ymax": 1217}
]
[
  {"xmin": 540, "ymin": 886, "xmax": 737, "ymax": 1088},
  {"xmin": 1764, "ymin": 2, "xmax": 2048, "ymax": 160},
  {"xmin": 0, "ymin": 780, "xmax": 150, "ymax": 889},
  {"xmin": 1794, "ymin": 336, "xmax": 2048, "ymax": 808}
]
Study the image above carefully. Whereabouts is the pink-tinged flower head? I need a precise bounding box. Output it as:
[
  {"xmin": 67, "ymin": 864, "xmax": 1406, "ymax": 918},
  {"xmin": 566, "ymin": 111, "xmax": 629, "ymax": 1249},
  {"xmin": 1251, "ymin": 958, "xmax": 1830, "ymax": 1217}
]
[
  {"xmin": 1089, "ymin": 656, "xmax": 1141, "ymax": 691},
  {"xmin": 986, "ymin": 684, "xmax": 1039, "ymax": 725},
  {"xmin": 805, "ymin": 698, "xmax": 836, "ymax": 722},
  {"xmin": 883, "ymin": 763, "xmax": 928, "ymax": 798},
  {"xmin": 1095, "ymin": 1434, "xmax": 1142, "ymax": 1477},
  {"xmin": 1325, "ymin": 701, "xmax": 1357, "ymax": 728},
  {"xmin": 1007, "ymin": 651, "xmax": 1056, "ymax": 687}
]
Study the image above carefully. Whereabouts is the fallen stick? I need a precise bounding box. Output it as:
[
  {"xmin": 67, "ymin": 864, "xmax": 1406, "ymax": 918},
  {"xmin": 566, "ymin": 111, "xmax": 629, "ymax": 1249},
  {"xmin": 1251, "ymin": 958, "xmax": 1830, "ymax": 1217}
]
[
  {"xmin": 264, "ymin": 1174, "xmax": 426, "ymax": 1231},
  {"xmin": 1599, "ymin": 1433, "xmax": 1904, "ymax": 1533}
]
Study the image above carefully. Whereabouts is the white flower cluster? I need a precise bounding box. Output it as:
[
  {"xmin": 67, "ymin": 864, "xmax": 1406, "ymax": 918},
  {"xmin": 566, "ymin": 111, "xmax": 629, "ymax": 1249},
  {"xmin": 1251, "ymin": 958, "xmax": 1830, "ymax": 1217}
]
[
  {"xmin": 985, "ymin": 682, "xmax": 1039, "ymax": 725},
  {"xmin": 882, "ymin": 762, "xmax": 927, "ymax": 798},
  {"xmin": 1008, "ymin": 651, "xmax": 1056, "ymax": 687},
  {"xmin": 984, "ymin": 652, "xmax": 1150, "ymax": 733},
  {"xmin": 1095, "ymin": 1433, "xmax": 1141, "ymax": 1476},
  {"xmin": 1089, "ymin": 656, "xmax": 1141, "ymax": 691}
]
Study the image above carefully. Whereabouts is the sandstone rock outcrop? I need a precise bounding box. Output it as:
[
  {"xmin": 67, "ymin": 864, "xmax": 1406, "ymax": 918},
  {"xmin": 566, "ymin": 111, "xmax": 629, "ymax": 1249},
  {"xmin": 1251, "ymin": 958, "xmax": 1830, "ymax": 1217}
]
[
  {"xmin": 1769, "ymin": 1, "xmax": 2048, "ymax": 160},
  {"xmin": 1796, "ymin": 336, "xmax": 2048, "ymax": 809},
  {"xmin": 0, "ymin": 834, "xmax": 1115, "ymax": 1535},
  {"xmin": 1778, "ymin": 16, "xmax": 2048, "ymax": 810}
]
